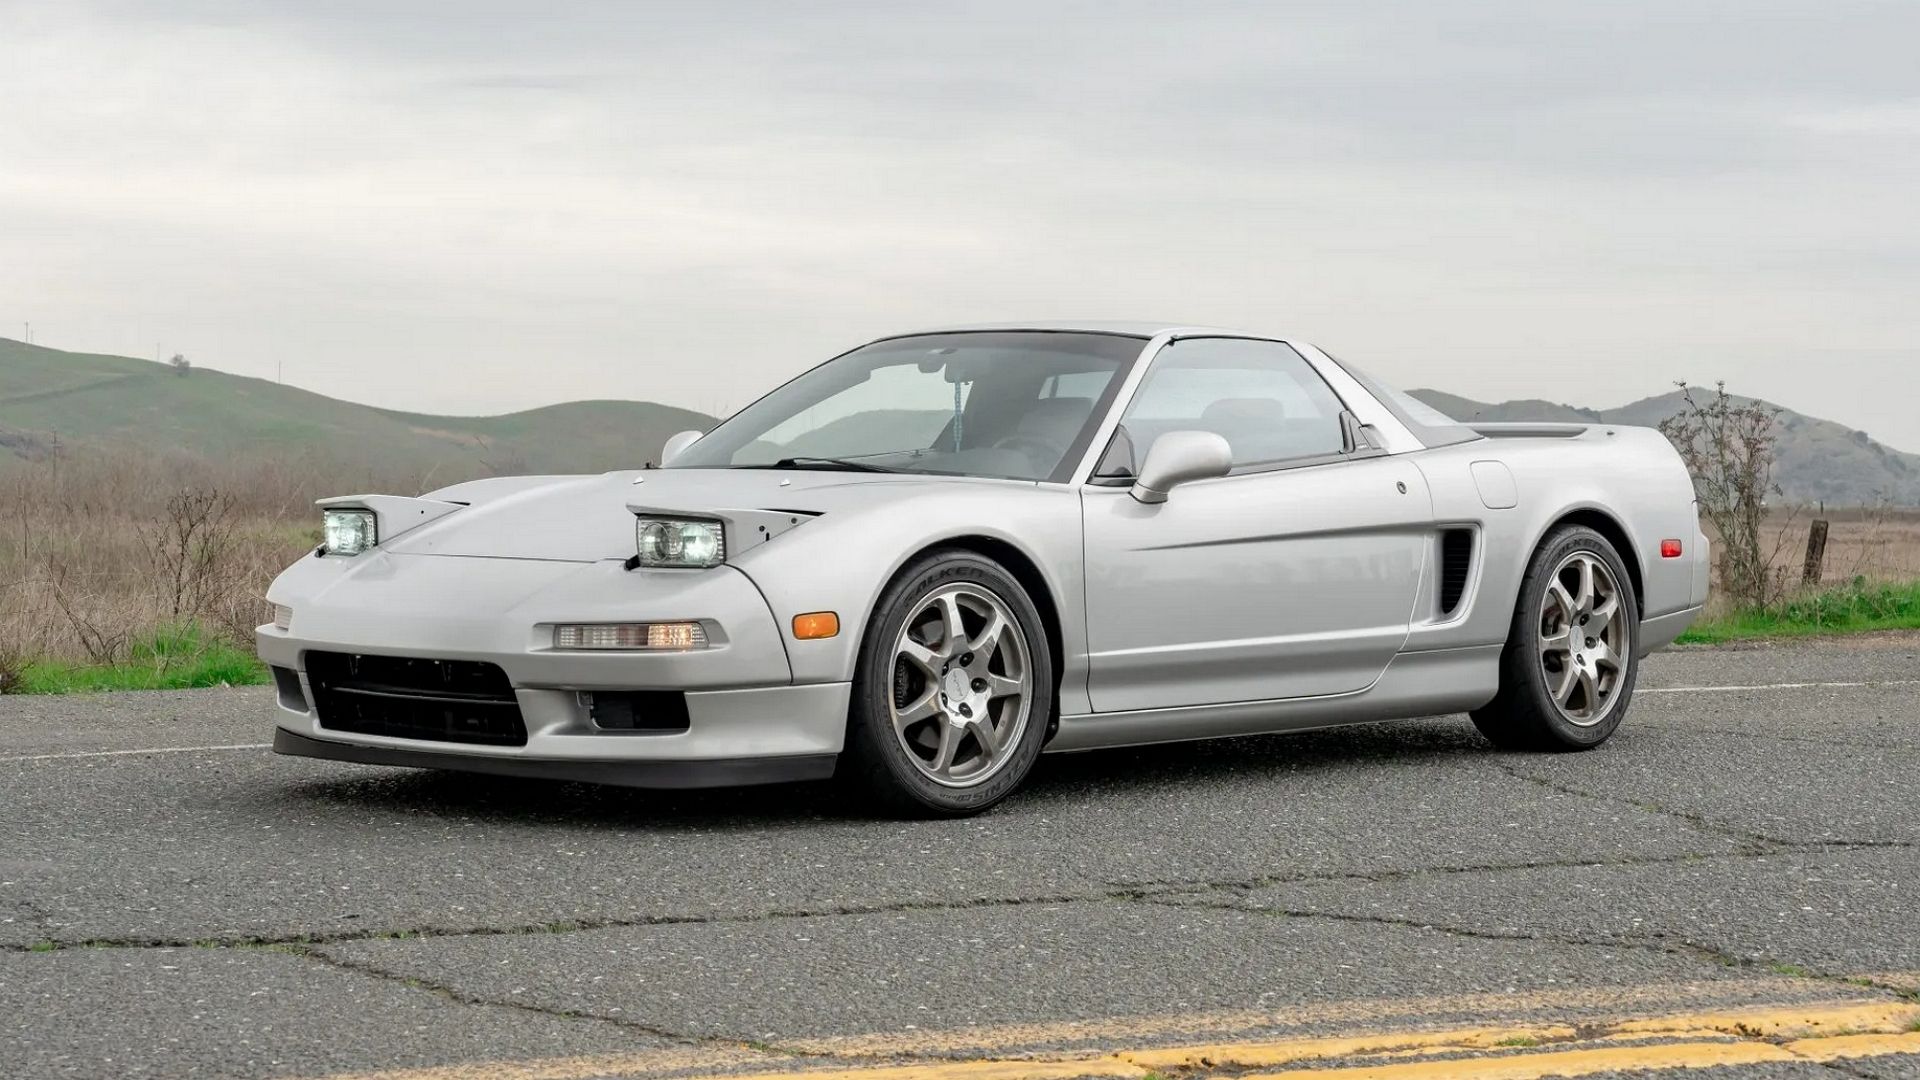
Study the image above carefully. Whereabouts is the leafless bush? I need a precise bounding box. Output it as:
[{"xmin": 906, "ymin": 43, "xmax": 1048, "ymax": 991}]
[
  {"xmin": 1658, "ymin": 381, "xmax": 1801, "ymax": 609},
  {"xmin": 48, "ymin": 566, "xmax": 132, "ymax": 663},
  {"xmin": 153, "ymin": 488, "xmax": 237, "ymax": 621}
]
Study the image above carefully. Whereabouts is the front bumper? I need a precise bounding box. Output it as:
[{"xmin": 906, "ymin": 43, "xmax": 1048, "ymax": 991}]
[
  {"xmin": 258, "ymin": 551, "xmax": 850, "ymax": 785},
  {"xmin": 272, "ymin": 729, "xmax": 839, "ymax": 788}
]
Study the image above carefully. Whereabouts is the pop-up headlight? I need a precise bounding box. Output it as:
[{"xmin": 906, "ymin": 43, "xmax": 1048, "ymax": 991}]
[
  {"xmin": 634, "ymin": 517, "xmax": 725, "ymax": 568},
  {"xmin": 322, "ymin": 508, "xmax": 377, "ymax": 556}
]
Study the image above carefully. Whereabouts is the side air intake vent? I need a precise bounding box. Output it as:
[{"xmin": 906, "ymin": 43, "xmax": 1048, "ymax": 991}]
[{"xmin": 1439, "ymin": 529, "xmax": 1475, "ymax": 615}]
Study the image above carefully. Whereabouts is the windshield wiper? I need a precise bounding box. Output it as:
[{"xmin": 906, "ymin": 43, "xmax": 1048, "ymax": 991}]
[{"xmin": 756, "ymin": 456, "xmax": 905, "ymax": 474}]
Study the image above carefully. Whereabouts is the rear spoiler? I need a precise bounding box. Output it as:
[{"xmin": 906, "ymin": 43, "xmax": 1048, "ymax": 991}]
[{"xmin": 1467, "ymin": 422, "xmax": 1596, "ymax": 439}]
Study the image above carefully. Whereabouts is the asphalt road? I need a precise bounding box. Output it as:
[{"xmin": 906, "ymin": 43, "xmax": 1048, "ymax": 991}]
[{"xmin": 4, "ymin": 637, "xmax": 1919, "ymax": 1080}]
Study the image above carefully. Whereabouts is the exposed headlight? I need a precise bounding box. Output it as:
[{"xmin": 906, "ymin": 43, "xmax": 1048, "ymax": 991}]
[
  {"xmin": 322, "ymin": 508, "xmax": 377, "ymax": 556},
  {"xmin": 634, "ymin": 517, "xmax": 725, "ymax": 568}
]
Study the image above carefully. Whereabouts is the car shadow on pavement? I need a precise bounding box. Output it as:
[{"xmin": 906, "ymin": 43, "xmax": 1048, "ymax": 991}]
[{"xmin": 271, "ymin": 716, "xmax": 1500, "ymax": 829}]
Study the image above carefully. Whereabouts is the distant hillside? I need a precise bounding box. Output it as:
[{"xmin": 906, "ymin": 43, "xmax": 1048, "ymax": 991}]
[
  {"xmin": 0, "ymin": 338, "xmax": 714, "ymax": 478},
  {"xmin": 5, "ymin": 338, "xmax": 1910, "ymax": 506},
  {"xmin": 1411, "ymin": 388, "xmax": 1920, "ymax": 506}
]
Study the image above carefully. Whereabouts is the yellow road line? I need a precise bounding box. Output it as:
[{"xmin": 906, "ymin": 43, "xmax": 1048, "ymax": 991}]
[
  {"xmin": 629, "ymin": 1063, "xmax": 1135, "ymax": 1080},
  {"xmin": 1118, "ymin": 1025, "xmax": 1585, "ymax": 1070},
  {"xmin": 296, "ymin": 991, "xmax": 1920, "ymax": 1080},
  {"xmin": 1786, "ymin": 1030, "xmax": 1920, "ymax": 1061},
  {"xmin": 785, "ymin": 976, "xmax": 1835, "ymax": 1057},
  {"xmin": 1239, "ymin": 1041, "xmax": 1799, "ymax": 1080},
  {"xmin": 1233, "ymin": 1031, "xmax": 1920, "ymax": 1080},
  {"xmin": 1121, "ymin": 1000, "xmax": 1920, "ymax": 1074}
]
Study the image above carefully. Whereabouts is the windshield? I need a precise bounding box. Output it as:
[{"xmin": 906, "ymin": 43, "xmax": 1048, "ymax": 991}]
[{"xmin": 669, "ymin": 331, "xmax": 1145, "ymax": 481}]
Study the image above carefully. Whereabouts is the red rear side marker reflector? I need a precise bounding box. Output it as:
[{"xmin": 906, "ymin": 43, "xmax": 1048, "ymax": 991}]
[{"xmin": 1660, "ymin": 539, "xmax": 1684, "ymax": 559}]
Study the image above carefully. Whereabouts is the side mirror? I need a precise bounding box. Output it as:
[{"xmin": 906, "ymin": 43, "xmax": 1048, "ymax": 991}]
[
  {"xmin": 659, "ymin": 429, "xmax": 705, "ymax": 466},
  {"xmin": 1130, "ymin": 431, "xmax": 1232, "ymax": 504}
]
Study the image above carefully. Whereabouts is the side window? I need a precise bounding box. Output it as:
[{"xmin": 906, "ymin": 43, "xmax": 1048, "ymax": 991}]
[{"xmin": 1118, "ymin": 338, "xmax": 1350, "ymax": 469}]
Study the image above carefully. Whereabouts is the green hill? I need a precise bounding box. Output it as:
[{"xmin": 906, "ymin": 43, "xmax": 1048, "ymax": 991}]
[
  {"xmin": 0, "ymin": 338, "xmax": 715, "ymax": 479},
  {"xmin": 5, "ymin": 338, "xmax": 1911, "ymax": 506},
  {"xmin": 1411, "ymin": 388, "xmax": 1920, "ymax": 506}
]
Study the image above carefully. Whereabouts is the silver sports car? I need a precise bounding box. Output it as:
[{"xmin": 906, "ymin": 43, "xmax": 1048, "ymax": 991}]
[{"xmin": 259, "ymin": 323, "xmax": 1709, "ymax": 815}]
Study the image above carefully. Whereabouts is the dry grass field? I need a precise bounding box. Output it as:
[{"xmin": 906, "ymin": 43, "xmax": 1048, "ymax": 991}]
[
  {"xmin": 0, "ymin": 451, "xmax": 441, "ymax": 688},
  {"xmin": 3, "ymin": 450, "xmax": 1919, "ymax": 688},
  {"xmin": 1722, "ymin": 508, "xmax": 1920, "ymax": 606},
  {"xmin": 1790, "ymin": 507, "xmax": 1920, "ymax": 584}
]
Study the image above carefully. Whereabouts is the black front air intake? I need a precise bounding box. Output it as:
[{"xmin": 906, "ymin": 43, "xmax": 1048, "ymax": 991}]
[
  {"xmin": 306, "ymin": 651, "xmax": 527, "ymax": 747},
  {"xmin": 1439, "ymin": 529, "xmax": 1475, "ymax": 615},
  {"xmin": 587, "ymin": 691, "xmax": 691, "ymax": 733}
]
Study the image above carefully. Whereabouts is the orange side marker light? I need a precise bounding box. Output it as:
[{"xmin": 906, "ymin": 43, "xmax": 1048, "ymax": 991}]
[{"xmin": 793, "ymin": 612, "xmax": 840, "ymax": 640}]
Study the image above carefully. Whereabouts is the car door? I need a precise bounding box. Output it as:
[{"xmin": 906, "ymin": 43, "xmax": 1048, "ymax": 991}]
[{"xmin": 1081, "ymin": 337, "xmax": 1433, "ymax": 713}]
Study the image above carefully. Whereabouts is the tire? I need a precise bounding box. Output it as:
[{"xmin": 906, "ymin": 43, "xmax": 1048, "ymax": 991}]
[
  {"xmin": 1472, "ymin": 525, "xmax": 1641, "ymax": 752},
  {"xmin": 839, "ymin": 549, "xmax": 1055, "ymax": 817}
]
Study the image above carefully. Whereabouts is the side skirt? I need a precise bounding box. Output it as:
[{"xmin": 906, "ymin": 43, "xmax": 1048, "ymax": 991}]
[
  {"xmin": 1639, "ymin": 605, "xmax": 1703, "ymax": 656},
  {"xmin": 1045, "ymin": 644, "xmax": 1502, "ymax": 753}
]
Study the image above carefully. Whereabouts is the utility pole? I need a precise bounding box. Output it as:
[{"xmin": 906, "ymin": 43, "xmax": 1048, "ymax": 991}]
[{"xmin": 22, "ymin": 322, "xmax": 28, "ymax": 344}]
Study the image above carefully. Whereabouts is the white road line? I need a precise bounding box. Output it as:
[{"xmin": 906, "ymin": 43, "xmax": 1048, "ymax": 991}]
[
  {"xmin": 1644, "ymin": 680, "xmax": 1920, "ymax": 695},
  {"xmin": 0, "ymin": 742, "xmax": 271, "ymax": 763},
  {"xmin": 3, "ymin": 680, "xmax": 1912, "ymax": 763}
]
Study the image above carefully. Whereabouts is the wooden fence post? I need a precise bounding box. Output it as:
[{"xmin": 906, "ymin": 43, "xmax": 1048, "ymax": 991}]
[{"xmin": 1802, "ymin": 519, "xmax": 1830, "ymax": 587}]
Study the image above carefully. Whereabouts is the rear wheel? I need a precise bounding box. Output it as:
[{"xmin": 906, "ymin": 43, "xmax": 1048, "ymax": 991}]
[
  {"xmin": 840, "ymin": 550, "xmax": 1053, "ymax": 816},
  {"xmin": 1472, "ymin": 525, "xmax": 1639, "ymax": 751}
]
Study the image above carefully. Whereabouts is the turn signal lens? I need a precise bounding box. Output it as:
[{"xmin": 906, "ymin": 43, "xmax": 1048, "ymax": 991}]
[
  {"xmin": 1660, "ymin": 539, "xmax": 1684, "ymax": 559},
  {"xmin": 552, "ymin": 622, "xmax": 708, "ymax": 650},
  {"xmin": 792, "ymin": 612, "xmax": 839, "ymax": 640}
]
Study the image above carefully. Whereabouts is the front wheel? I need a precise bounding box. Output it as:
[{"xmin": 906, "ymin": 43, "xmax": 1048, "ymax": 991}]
[
  {"xmin": 840, "ymin": 550, "xmax": 1054, "ymax": 816},
  {"xmin": 1472, "ymin": 525, "xmax": 1640, "ymax": 751}
]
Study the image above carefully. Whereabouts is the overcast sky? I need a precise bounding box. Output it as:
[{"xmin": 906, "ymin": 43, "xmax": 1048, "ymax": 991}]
[{"xmin": 5, "ymin": 1, "xmax": 1917, "ymax": 448}]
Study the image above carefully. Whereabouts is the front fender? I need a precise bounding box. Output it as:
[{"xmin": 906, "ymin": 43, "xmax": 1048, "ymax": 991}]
[{"xmin": 726, "ymin": 484, "xmax": 1086, "ymax": 708}]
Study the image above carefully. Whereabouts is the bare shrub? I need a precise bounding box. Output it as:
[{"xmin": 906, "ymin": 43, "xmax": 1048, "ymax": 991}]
[
  {"xmin": 48, "ymin": 567, "xmax": 132, "ymax": 663},
  {"xmin": 153, "ymin": 488, "xmax": 237, "ymax": 622},
  {"xmin": 1658, "ymin": 382, "xmax": 1801, "ymax": 609}
]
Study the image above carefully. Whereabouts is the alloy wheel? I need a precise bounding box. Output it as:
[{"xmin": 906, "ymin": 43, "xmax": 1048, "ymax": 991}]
[
  {"xmin": 1537, "ymin": 551, "xmax": 1630, "ymax": 726},
  {"xmin": 888, "ymin": 583, "xmax": 1033, "ymax": 787}
]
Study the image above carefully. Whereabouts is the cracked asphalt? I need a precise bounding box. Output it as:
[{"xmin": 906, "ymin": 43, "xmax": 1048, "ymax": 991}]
[{"xmin": 3, "ymin": 636, "xmax": 1918, "ymax": 1079}]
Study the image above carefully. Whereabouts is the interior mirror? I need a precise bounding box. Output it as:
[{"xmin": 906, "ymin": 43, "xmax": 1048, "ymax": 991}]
[
  {"xmin": 660, "ymin": 429, "xmax": 705, "ymax": 466},
  {"xmin": 1130, "ymin": 431, "xmax": 1232, "ymax": 504}
]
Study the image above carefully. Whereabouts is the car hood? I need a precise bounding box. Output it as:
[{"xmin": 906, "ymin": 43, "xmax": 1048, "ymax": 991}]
[{"xmin": 387, "ymin": 469, "xmax": 1024, "ymax": 562}]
